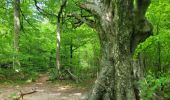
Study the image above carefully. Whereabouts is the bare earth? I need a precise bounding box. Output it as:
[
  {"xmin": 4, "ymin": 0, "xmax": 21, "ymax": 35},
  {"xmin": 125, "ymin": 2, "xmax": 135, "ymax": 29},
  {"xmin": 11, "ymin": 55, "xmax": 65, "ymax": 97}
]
[{"xmin": 0, "ymin": 74, "xmax": 88, "ymax": 100}]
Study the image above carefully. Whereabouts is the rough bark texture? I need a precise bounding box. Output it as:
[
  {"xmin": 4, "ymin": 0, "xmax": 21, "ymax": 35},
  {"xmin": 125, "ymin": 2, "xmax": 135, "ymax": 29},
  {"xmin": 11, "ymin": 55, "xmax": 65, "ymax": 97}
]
[
  {"xmin": 13, "ymin": 0, "xmax": 21, "ymax": 68},
  {"xmin": 80, "ymin": 0, "xmax": 153, "ymax": 100}
]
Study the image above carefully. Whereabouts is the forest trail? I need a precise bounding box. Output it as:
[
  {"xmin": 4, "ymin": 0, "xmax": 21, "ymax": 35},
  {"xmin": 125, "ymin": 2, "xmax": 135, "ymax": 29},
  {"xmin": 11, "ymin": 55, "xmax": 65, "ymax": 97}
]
[{"xmin": 0, "ymin": 74, "xmax": 88, "ymax": 100}]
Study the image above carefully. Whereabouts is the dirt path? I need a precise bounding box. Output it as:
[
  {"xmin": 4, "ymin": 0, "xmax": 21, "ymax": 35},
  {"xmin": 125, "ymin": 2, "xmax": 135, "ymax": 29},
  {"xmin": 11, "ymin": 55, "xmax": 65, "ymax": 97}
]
[{"xmin": 0, "ymin": 74, "xmax": 88, "ymax": 100}]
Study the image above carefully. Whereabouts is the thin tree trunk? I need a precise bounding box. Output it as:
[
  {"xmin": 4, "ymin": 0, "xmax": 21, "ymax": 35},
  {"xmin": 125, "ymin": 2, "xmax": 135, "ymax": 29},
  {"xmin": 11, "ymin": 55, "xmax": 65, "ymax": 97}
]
[
  {"xmin": 70, "ymin": 38, "xmax": 73, "ymax": 66},
  {"xmin": 56, "ymin": 0, "xmax": 67, "ymax": 77},
  {"xmin": 157, "ymin": 42, "xmax": 161, "ymax": 75},
  {"xmin": 156, "ymin": 19, "xmax": 161, "ymax": 76},
  {"xmin": 13, "ymin": 0, "xmax": 21, "ymax": 69},
  {"xmin": 56, "ymin": 21, "xmax": 61, "ymax": 76}
]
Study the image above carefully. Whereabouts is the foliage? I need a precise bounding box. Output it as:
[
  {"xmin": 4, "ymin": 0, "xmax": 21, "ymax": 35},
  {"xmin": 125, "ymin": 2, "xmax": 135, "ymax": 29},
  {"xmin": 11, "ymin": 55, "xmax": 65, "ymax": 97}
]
[
  {"xmin": 134, "ymin": 0, "xmax": 170, "ymax": 99},
  {"xmin": 139, "ymin": 73, "xmax": 170, "ymax": 99},
  {"xmin": 0, "ymin": 0, "xmax": 100, "ymax": 81}
]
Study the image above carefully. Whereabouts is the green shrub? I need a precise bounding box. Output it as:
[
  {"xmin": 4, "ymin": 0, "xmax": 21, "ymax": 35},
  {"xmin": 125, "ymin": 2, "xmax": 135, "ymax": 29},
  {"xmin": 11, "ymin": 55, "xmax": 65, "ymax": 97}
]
[{"xmin": 139, "ymin": 73, "xmax": 170, "ymax": 100}]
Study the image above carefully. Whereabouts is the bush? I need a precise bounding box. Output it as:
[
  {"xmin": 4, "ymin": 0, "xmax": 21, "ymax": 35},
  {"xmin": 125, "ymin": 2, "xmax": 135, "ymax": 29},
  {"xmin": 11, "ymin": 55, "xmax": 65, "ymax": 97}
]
[{"xmin": 139, "ymin": 73, "xmax": 170, "ymax": 100}]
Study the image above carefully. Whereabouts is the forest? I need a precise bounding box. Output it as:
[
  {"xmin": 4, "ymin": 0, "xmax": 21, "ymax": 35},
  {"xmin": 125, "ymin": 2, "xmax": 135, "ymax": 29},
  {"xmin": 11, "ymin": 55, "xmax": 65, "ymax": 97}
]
[{"xmin": 0, "ymin": 0, "xmax": 170, "ymax": 100}]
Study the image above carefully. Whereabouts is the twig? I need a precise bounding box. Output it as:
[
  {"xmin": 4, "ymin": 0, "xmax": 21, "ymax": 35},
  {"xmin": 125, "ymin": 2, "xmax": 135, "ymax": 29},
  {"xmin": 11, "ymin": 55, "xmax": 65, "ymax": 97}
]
[{"xmin": 18, "ymin": 88, "xmax": 37, "ymax": 100}]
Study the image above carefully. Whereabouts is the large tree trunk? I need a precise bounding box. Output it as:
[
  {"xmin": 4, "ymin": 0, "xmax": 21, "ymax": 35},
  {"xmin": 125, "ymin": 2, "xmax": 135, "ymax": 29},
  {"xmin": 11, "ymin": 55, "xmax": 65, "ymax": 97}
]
[
  {"xmin": 86, "ymin": 0, "xmax": 152, "ymax": 100},
  {"xmin": 13, "ymin": 0, "xmax": 21, "ymax": 69},
  {"xmin": 88, "ymin": 1, "xmax": 135, "ymax": 99}
]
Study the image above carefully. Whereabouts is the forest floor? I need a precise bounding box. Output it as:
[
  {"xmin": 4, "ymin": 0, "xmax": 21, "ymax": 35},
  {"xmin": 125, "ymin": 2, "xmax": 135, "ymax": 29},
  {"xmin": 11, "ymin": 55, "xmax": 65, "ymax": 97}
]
[{"xmin": 0, "ymin": 74, "xmax": 93, "ymax": 100}]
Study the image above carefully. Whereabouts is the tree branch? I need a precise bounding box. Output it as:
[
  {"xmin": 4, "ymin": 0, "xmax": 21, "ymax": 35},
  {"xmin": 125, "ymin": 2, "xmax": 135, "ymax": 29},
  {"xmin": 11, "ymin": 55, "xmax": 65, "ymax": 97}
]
[
  {"xmin": 136, "ymin": 0, "xmax": 151, "ymax": 20},
  {"xmin": 134, "ymin": 0, "xmax": 152, "ymax": 33},
  {"xmin": 20, "ymin": 8, "xmax": 39, "ymax": 31},
  {"xmin": 77, "ymin": 2, "xmax": 102, "ymax": 16},
  {"xmin": 33, "ymin": 0, "xmax": 57, "ymax": 17},
  {"xmin": 18, "ymin": 88, "xmax": 37, "ymax": 100},
  {"xmin": 68, "ymin": 13, "xmax": 96, "ymax": 28},
  {"xmin": 57, "ymin": 0, "xmax": 67, "ymax": 22}
]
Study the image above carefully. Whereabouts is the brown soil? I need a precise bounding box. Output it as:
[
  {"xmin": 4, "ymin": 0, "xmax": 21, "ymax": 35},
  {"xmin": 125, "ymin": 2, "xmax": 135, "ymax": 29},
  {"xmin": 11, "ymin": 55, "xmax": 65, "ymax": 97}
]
[{"xmin": 0, "ymin": 74, "xmax": 90, "ymax": 100}]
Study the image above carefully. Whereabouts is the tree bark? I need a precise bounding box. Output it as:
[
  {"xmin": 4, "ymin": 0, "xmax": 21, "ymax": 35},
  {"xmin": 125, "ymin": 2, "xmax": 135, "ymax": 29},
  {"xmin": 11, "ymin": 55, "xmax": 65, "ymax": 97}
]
[
  {"xmin": 83, "ymin": 0, "xmax": 152, "ymax": 100},
  {"xmin": 13, "ymin": 0, "xmax": 21, "ymax": 69}
]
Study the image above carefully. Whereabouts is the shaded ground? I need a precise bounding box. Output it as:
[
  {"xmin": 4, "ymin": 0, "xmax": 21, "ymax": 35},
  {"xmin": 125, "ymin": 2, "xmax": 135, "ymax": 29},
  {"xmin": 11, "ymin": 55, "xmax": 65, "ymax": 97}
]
[{"xmin": 0, "ymin": 74, "xmax": 92, "ymax": 100}]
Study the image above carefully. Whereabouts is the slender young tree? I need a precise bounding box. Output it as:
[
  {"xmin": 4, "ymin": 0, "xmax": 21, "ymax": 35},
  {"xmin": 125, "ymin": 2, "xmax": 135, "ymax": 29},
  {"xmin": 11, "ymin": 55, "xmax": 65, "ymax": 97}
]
[
  {"xmin": 33, "ymin": 0, "xmax": 67, "ymax": 78},
  {"xmin": 13, "ymin": 0, "xmax": 21, "ymax": 69},
  {"xmin": 56, "ymin": 0, "xmax": 67, "ymax": 77},
  {"xmin": 56, "ymin": 15, "xmax": 61, "ymax": 76}
]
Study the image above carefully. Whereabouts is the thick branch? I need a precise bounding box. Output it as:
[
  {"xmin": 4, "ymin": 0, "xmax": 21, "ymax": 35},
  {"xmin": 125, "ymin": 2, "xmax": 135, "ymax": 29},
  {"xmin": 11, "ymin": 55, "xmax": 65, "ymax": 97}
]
[
  {"xmin": 57, "ymin": 0, "xmax": 67, "ymax": 22},
  {"xmin": 134, "ymin": 0, "xmax": 152, "ymax": 33},
  {"xmin": 78, "ymin": 2, "xmax": 102, "ymax": 16},
  {"xmin": 68, "ymin": 13, "xmax": 96, "ymax": 28},
  {"xmin": 136, "ymin": 0, "xmax": 151, "ymax": 20}
]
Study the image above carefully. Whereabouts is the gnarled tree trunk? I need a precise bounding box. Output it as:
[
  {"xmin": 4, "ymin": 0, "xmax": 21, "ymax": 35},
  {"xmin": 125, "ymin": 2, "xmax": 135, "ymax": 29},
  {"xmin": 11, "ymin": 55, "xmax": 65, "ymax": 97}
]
[{"xmin": 79, "ymin": 0, "xmax": 153, "ymax": 100}]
